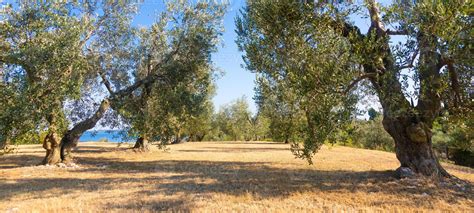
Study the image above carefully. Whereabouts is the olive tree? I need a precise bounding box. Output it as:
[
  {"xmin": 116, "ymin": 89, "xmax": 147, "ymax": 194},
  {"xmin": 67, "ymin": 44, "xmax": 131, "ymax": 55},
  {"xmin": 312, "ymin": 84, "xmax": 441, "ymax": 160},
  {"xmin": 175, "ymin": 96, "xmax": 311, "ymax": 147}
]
[
  {"xmin": 0, "ymin": 1, "xmax": 130, "ymax": 164},
  {"xmin": 60, "ymin": 1, "xmax": 225, "ymax": 158},
  {"xmin": 236, "ymin": 0, "xmax": 472, "ymax": 177},
  {"xmin": 1, "ymin": 1, "xmax": 225, "ymax": 163}
]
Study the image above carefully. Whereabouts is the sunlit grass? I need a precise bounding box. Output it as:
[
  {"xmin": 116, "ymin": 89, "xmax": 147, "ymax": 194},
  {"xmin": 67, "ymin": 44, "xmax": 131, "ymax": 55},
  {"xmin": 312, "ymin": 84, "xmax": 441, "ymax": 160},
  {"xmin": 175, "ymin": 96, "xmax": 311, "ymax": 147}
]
[{"xmin": 0, "ymin": 142, "xmax": 472, "ymax": 212}]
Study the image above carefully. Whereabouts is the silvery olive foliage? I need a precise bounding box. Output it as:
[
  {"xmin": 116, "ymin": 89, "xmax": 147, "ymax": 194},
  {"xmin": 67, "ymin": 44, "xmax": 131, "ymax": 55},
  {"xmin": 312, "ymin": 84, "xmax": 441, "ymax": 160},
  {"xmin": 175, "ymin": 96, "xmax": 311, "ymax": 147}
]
[
  {"xmin": 0, "ymin": 1, "xmax": 118, "ymax": 143},
  {"xmin": 107, "ymin": 1, "xmax": 226, "ymax": 144},
  {"xmin": 1, "ymin": 1, "xmax": 226, "ymax": 156},
  {"xmin": 236, "ymin": 0, "xmax": 472, "ymax": 171},
  {"xmin": 236, "ymin": 1, "xmax": 359, "ymax": 162}
]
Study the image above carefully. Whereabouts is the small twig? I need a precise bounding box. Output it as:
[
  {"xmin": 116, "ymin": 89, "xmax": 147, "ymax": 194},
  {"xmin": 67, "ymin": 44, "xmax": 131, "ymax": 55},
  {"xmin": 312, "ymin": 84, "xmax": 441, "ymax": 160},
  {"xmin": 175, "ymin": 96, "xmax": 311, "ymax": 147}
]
[{"xmin": 399, "ymin": 48, "xmax": 419, "ymax": 70}]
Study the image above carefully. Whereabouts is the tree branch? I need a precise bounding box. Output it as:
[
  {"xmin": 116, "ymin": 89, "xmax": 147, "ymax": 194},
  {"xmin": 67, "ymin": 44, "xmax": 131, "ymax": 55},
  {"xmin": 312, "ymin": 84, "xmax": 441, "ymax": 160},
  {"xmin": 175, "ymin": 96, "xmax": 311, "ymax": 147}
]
[
  {"xmin": 344, "ymin": 73, "xmax": 377, "ymax": 94},
  {"xmin": 112, "ymin": 34, "xmax": 184, "ymax": 99},
  {"xmin": 386, "ymin": 29, "xmax": 408, "ymax": 35},
  {"xmin": 446, "ymin": 62, "xmax": 461, "ymax": 108},
  {"xmin": 100, "ymin": 72, "xmax": 114, "ymax": 94},
  {"xmin": 366, "ymin": 0, "xmax": 386, "ymax": 37}
]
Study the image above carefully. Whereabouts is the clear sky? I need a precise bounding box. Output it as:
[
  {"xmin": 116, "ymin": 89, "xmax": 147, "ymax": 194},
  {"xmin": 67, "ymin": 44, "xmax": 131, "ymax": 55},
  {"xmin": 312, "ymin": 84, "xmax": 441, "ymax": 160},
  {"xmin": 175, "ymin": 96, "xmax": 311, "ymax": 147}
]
[{"xmin": 210, "ymin": 0, "xmax": 257, "ymax": 113}]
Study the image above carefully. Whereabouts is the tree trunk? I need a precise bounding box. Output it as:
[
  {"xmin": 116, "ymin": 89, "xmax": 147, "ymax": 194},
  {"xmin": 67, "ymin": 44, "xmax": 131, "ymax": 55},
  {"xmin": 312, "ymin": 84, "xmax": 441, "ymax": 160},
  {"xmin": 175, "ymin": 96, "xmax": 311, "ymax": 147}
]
[
  {"xmin": 60, "ymin": 99, "xmax": 110, "ymax": 163},
  {"xmin": 196, "ymin": 134, "xmax": 206, "ymax": 142},
  {"xmin": 383, "ymin": 117, "xmax": 450, "ymax": 178},
  {"xmin": 42, "ymin": 112, "xmax": 62, "ymax": 165},
  {"xmin": 172, "ymin": 135, "xmax": 182, "ymax": 144},
  {"xmin": 171, "ymin": 129, "xmax": 183, "ymax": 144},
  {"xmin": 42, "ymin": 130, "xmax": 62, "ymax": 165},
  {"xmin": 133, "ymin": 136, "xmax": 150, "ymax": 151},
  {"xmin": 1, "ymin": 137, "xmax": 10, "ymax": 153},
  {"xmin": 361, "ymin": 0, "xmax": 450, "ymax": 179}
]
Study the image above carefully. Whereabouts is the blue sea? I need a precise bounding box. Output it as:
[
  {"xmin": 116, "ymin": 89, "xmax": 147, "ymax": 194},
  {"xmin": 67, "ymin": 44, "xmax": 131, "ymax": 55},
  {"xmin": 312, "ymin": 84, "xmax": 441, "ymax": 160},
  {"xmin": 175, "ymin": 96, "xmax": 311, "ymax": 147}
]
[{"xmin": 79, "ymin": 130, "xmax": 135, "ymax": 142}]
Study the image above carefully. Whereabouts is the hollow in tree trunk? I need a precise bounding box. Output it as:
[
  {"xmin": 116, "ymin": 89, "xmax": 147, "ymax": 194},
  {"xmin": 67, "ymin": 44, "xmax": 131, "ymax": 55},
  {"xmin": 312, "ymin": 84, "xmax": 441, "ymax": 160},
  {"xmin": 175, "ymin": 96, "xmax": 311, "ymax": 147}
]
[{"xmin": 133, "ymin": 136, "xmax": 150, "ymax": 151}]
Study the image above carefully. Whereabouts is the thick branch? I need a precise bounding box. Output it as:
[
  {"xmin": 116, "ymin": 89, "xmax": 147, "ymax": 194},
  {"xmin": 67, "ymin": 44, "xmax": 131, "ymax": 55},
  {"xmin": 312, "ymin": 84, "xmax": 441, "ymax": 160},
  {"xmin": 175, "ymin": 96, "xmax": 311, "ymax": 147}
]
[
  {"xmin": 415, "ymin": 33, "xmax": 444, "ymax": 124},
  {"xmin": 100, "ymin": 72, "xmax": 114, "ymax": 94},
  {"xmin": 366, "ymin": 0, "xmax": 386, "ymax": 37},
  {"xmin": 447, "ymin": 62, "xmax": 462, "ymax": 108},
  {"xmin": 63, "ymin": 99, "xmax": 110, "ymax": 142},
  {"xmin": 60, "ymin": 98, "xmax": 111, "ymax": 161}
]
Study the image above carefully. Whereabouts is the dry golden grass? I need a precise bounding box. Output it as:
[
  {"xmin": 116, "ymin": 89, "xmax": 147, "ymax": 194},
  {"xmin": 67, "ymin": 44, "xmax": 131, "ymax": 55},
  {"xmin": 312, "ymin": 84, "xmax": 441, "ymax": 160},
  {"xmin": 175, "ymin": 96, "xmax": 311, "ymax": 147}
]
[{"xmin": 0, "ymin": 141, "xmax": 472, "ymax": 212}]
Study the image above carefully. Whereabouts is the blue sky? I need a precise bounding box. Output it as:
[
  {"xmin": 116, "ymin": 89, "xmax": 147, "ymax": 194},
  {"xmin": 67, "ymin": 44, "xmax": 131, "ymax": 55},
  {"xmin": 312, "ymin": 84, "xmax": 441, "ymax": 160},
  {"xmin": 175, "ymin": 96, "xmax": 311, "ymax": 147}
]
[{"xmin": 210, "ymin": 0, "xmax": 257, "ymax": 113}]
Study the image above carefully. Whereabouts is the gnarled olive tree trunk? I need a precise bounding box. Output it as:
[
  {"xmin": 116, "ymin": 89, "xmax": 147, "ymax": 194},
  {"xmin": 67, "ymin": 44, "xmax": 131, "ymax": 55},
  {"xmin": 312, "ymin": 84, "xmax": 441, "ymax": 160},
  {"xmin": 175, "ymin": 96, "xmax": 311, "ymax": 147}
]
[
  {"xmin": 42, "ymin": 115, "xmax": 62, "ymax": 165},
  {"xmin": 383, "ymin": 117, "xmax": 449, "ymax": 177},
  {"xmin": 362, "ymin": 1, "xmax": 449, "ymax": 178},
  {"xmin": 60, "ymin": 99, "xmax": 110, "ymax": 163}
]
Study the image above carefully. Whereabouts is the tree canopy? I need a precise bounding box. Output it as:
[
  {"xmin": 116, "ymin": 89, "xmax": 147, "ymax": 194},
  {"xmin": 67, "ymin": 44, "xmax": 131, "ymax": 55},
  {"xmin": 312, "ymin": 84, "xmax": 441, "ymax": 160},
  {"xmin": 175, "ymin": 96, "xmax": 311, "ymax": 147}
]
[
  {"xmin": 236, "ymin": 0, "xmax": 472, "ymax": 177},
  {"xmin": 1, "ymin": 0, "xmax": 226, "ymax": 163}
]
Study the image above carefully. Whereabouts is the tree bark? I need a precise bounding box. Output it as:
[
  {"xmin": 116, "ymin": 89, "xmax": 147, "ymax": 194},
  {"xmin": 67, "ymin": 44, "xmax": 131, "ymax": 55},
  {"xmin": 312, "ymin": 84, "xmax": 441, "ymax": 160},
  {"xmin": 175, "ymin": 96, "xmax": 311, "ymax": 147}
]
[
  {"xmin": 42, "ymin": 113, "xmax": 63, "ymax": 165},
  {"xmin": 196, "ymin": 134, "xmax": 205, "ymax": 142},
  {"xmin": 60, "ymin": 99, "xmax": 110, "ymax": 163},
  {"xmin": 133, "ymin": 136, "xmax": 150, "ymax": 151},
  {"xmin": 383, "ymin": 117, "xmax": 450, "ymax": 178},
  {"xmin": 42, "ymin": 128, "xmax": 62, "ymax": 165},
  {"xmin": 1, "ymin": 137, "xmax": 10, "ymax": 153}
]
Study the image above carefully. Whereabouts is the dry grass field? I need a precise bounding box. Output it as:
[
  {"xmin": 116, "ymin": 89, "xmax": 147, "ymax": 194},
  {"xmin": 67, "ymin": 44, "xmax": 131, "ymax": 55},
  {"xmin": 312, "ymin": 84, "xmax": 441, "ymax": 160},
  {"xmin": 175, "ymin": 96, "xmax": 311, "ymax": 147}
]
[{"xmin": 0, "ymin": 142, "xmax": 473, "ymax": 212}]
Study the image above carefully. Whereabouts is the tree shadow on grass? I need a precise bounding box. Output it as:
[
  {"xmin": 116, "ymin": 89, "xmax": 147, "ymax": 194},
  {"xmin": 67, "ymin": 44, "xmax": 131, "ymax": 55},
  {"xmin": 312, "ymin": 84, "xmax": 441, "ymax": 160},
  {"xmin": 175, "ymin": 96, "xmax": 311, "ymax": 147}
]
[
  {"xmin": 0, "ymin": 154, "xmax": 44, "ymax": 168},
  {"xmin": 73, "ymin": 145, "xmax": 121, "ymax": 154},
  {"xmin": 109, "ymin": 197, "xmax": 193, "ymax": 212},
  {"xmin": 3, "ymin": 155, "xmax": 471, "ymax": 208},
  {"xmin": 177, "ymin": 146, "xmax": 289, "ymax": 153},
  {"xmin": 1, "ymin": 144, "xmax": 472, "ymax": 211},
  {"xmin": 0, "ymin": 144, "xmax": 131, "ymax": 169},
  {"xmin": 78, "ymin": 155, "xmax": 473, "ymax": 204}
]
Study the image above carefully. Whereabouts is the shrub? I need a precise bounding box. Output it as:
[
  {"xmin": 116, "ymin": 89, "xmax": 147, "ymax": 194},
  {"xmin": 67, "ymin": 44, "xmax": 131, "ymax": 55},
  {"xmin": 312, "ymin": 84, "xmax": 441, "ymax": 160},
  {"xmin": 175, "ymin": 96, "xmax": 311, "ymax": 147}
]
[
  {"xmin": 336, "ymin": 116, "xmax": 394, "ymax": 152},
  {"xmin": 432, "ymin": 119, "xmax": 473, "ymax": 167},
  {"xmin": 98, "ymin": 138, "xmax": 109, "ymax": 143}
]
